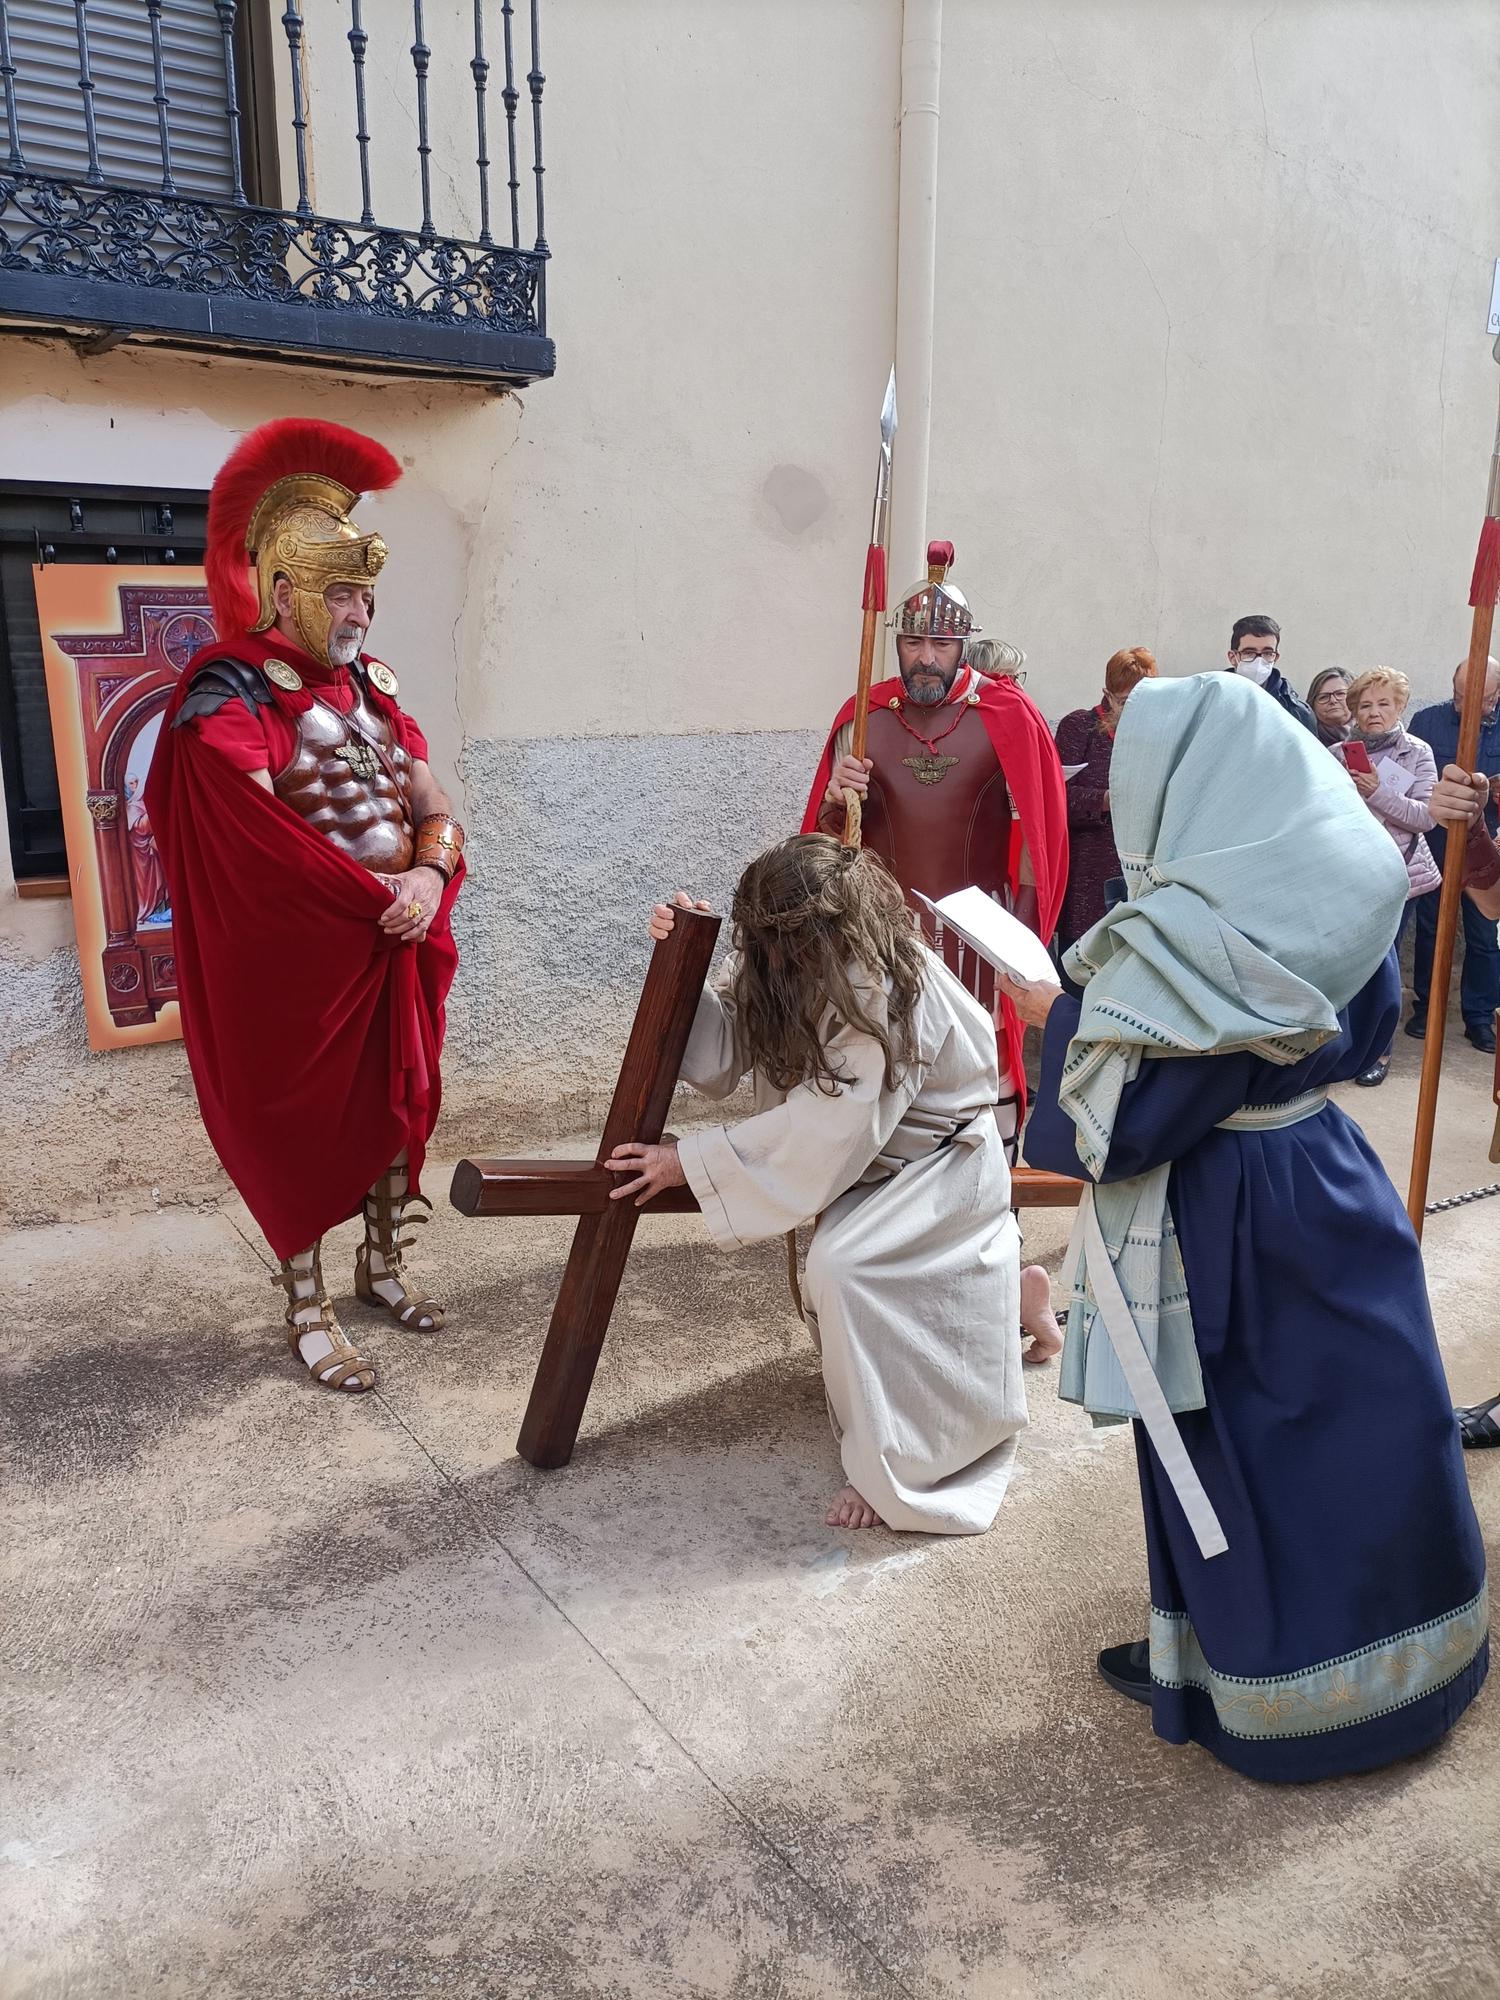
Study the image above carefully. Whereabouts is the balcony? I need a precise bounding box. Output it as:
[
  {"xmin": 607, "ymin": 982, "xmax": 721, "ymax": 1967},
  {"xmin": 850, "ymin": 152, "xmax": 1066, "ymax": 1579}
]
[{"xmin": 0, "ymin": 1, "xmax": 553, "ymax": 386}]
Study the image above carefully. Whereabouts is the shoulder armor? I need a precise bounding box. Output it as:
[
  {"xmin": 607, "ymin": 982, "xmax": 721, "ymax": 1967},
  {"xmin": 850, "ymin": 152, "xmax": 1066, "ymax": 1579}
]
[
  {"xmin": 172, "ymin": 657, "xmax": 274, "ymax": 729},
  {"xmin": 356, "ymin": 657, "xmax": 400, "ymax": 701}
]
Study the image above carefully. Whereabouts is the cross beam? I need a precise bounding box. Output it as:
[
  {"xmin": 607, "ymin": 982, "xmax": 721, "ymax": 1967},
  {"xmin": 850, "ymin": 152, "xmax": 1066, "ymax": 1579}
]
[{"xmin": 451, "ymin": 904, "xmax": 1082, "ymax": 1469}]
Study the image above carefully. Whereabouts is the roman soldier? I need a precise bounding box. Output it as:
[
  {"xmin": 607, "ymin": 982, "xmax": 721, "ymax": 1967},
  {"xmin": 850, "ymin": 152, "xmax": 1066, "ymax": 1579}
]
[
  {"xmin": 145, "ymin": 419, "xmax": 466, "ymax": 1395},
  {"xmin": 804, "ymin": 542, "xmax": 1068, "ymax": 1077},
  {"xmin": 803, "ymin": 542, "xmax": 1069, "ymax": 1359}
]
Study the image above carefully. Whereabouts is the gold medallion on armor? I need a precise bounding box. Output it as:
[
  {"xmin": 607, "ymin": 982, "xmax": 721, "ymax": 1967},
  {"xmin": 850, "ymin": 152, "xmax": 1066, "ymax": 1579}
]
[
  {"xmin": 263, "ymin": 657, "xmax": 304, "ymax": 692},
  {"xmin": 333, "ymin": 740, "xmax": 381, "ymax": 782},
  {"xmin": 902, "ymin": 753, "xmax": 960, "ymax": 785},
  {"xmin": 365, "ymin": 660, "xmax": 400, "ymax": 697}
]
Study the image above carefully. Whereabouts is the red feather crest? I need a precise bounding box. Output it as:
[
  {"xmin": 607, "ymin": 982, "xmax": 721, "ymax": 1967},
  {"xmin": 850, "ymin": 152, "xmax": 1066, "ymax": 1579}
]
[{"xmin": 205, "ymin": 418, "xmax": 401, "ymax": 638}]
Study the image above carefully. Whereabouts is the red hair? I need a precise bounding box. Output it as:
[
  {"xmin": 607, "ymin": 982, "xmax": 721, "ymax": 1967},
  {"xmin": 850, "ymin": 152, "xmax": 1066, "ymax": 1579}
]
[
  {"xmin": 204, "ymin": 418, "xmax": 401, "ymax": 637},
  {"xmin": 1104, "ymin": 646, "xmax": 1157, "ymax": 699}
]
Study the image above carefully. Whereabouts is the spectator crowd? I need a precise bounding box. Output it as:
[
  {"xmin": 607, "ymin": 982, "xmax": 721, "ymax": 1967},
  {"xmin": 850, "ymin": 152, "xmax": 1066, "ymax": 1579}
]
[{"xmin": 966, "ymin": 613, "xmax": 1500, "ymax": 1078}]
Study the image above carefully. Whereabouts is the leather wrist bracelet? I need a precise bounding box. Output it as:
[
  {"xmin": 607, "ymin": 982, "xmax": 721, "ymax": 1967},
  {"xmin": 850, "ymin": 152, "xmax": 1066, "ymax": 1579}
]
[{"xmin": 415, "ymin": 813, "xmax": 465, "ymax": 881}]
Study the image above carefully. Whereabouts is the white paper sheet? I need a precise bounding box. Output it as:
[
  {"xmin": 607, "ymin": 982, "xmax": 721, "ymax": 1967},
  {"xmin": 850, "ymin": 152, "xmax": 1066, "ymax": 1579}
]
[
  {"xmin": 912, "ymin": 887, "xmax": 1057, "ymax": 986},
  {"xmin": 1062, "ymin": 763, "xmax": 1089, "ymax": 780},
  {"xmin": 1374, "ymin": 761, "xmax": 1418, "ymax": 799}
]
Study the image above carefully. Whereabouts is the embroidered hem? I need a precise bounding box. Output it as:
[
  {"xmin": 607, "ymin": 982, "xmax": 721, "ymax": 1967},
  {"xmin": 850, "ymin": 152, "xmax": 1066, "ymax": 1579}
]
[{"xmin": 1149, "ymin": 1587, "xmax": 1488, "ymax": 1742}]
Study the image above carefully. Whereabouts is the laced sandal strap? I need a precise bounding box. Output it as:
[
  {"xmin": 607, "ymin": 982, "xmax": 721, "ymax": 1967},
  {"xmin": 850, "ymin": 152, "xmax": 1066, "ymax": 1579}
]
[
  {"xmin": 393, "ymin": 1296, "xmax": 444, "ymax": 1329},
  {"xmin": 313, "ymin": 1352, "xmax": 376, "ymax": 1393},
  {"xmin": 282, "ymin": 1291, "xmax": 343, "ymax": 1346},
  {"xmin": 287, "ymin": 1314, "xmax": 375, "ymax": 1391}
]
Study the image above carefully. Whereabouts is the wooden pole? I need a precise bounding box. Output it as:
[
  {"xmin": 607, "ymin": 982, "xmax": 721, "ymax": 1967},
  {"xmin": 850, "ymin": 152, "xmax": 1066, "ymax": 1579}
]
[
  {"xmin": 1407, "ymin": 353, "xmax": 1500, "ymax": 1233},
  {"xmin": 841, "ymin": 370, "xmax": 896, "ymax": 850},
  {"xmin": 841, "ymin": 594, "xmax": 883, "ymax": 849},
  {"xmin": 1407, "ymin": 605, "xmax": 1496, "ymax": 1233}
]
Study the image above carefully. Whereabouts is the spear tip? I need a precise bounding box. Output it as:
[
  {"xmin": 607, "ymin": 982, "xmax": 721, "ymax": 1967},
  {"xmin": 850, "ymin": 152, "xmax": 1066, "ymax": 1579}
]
[{"xmin": 881, "ymin": 365, "xmax": 897, "ymax": 443}]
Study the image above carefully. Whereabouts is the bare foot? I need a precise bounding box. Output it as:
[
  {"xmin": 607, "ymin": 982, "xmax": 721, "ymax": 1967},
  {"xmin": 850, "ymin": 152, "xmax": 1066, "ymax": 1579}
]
[
  {"xmin": 1021, "ymin": 1262, "xmax": 1063, "ymax": 1365},
  {"xmin": 825, "ymin": 1483, "xmax": 883, "ymax": 1530}
]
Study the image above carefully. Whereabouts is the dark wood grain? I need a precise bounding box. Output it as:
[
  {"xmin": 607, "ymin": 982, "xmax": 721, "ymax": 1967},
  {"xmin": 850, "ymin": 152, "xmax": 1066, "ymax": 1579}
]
[
  {"xmin": 512, "ymin": 905, "xmax": 722, "ymax": 1467},
  {"xmin": 451, "ymin": 1154, "xmax": 1081, "ymax": 1216},
  {"xmin": 449, "ymin": 1157, "xmax": 700, "ymax": 1217}
]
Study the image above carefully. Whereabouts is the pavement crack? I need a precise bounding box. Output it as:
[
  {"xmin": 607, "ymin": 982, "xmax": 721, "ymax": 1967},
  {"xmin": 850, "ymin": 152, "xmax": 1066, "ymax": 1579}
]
[{"xmin": 378, "ymin": 1397, "xmax": 921, "ymax": 2000}]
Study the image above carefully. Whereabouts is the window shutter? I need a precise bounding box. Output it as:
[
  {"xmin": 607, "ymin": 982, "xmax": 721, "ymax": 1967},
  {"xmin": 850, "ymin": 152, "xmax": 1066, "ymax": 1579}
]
[{"xmin": 5, "ymin": 1, "xmax": 240, "ymax": 201}]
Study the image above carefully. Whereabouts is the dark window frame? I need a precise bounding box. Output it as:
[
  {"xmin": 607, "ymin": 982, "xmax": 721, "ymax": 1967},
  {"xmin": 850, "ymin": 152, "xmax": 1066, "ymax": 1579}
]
[
  {"xmin": 233, "ymin": 0, "xmax": 281, "ymax": 208},
  {"xmin": 0, "ymin": 481, "xmax": 208, "ymax": 882}
]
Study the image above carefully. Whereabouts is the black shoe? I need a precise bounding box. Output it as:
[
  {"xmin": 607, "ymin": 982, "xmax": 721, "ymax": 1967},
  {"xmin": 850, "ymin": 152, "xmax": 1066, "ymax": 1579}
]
[
  {"xmin": 1465, "ymin": 1021, "xmax": 1497, "ymax": 1055},
  {"xmin": 1354, "ymin": 1059, "xmax": 1390, "ymax": 1087},
  {"xmin": 1404, "ymin": 1014, "xmax": 1427, "ymax": 1041},
  {"xmin": 1457, "ymin": 1396, "xmax": 1500, "ymax": 1449},
  {"xmin": 1097, "ymin": 1640, "xmax": 1153, "ymax": 1704}
]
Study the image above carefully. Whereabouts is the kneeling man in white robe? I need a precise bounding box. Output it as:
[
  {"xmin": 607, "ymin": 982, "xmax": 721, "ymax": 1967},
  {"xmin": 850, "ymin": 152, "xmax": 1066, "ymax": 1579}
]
[{"xmin": 605, "ymin": 833, "xmax": 1027, "ymax": 1534}]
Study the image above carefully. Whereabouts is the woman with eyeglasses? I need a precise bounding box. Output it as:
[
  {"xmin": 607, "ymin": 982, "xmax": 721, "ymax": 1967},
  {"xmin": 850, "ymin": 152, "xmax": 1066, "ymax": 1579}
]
[{"xmin": 1306, "ymin": 667, "xmax": 1353, "ymax": 747}]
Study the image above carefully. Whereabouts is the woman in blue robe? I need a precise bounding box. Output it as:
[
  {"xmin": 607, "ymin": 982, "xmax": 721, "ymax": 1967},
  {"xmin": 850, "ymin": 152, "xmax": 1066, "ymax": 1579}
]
[{"xmin": 1010, "ymin": 673, "xmax": 1486, "ymax": 1783}]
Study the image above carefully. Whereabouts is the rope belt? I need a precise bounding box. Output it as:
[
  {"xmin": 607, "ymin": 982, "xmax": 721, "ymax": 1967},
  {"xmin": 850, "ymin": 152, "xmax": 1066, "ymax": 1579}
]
[{"xmin": 1063, "ymin": 1088, "xmax": 1330, "ymax": 1562}]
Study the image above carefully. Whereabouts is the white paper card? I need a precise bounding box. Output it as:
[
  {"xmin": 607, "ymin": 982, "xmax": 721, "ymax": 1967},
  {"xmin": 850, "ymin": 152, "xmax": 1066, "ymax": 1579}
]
[
  {"xmin": 1062, "ymin": 763, "xmax": 1089, "ymax": 780},
  {"xmin": 1374, "ymin": 762, "xmax": 1418, "ymax": 799},
  {"xmin": 913, "ymin": 886, "xmax": 1057, "ymax": 986}
]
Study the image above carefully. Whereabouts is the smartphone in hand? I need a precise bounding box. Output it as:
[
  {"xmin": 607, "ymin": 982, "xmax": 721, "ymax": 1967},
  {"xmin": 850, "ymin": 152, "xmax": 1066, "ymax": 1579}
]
[{"xmin": 1343, "ymin": 740, "xmax": 1375, "ymax": 777}]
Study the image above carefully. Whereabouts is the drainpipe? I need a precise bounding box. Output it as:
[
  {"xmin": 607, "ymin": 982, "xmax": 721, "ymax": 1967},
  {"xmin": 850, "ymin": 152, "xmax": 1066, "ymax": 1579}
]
[{"xmin": 890, "ymin": 0, "xmax": 942, "ymax": 596}]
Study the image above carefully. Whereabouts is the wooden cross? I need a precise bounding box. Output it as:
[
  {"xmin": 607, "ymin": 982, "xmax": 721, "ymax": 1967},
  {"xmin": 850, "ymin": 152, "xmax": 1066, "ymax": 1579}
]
[{"xmin": 450, "ymin": 905, "xmax": 1082, "ymax": 1471}]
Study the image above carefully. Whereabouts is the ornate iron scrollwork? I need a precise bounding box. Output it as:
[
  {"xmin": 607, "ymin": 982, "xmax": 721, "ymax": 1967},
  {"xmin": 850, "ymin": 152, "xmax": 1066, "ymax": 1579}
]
[{"xmin": 0, "ymin": 173, "xmax": 545, "ymax": 335}]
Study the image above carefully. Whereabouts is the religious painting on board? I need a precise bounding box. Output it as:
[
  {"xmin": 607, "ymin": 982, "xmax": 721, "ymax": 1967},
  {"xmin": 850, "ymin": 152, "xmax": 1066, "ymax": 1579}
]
[{"xmin": 37, "ymin": 563, "xmax": 218, "ymax": 1051}]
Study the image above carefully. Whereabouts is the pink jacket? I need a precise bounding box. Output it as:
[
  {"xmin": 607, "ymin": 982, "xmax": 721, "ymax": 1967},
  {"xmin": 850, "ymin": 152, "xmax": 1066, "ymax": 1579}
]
[{"xmin": 1335, "ymin": 726, "xmax": 1440, "ymax": 898}]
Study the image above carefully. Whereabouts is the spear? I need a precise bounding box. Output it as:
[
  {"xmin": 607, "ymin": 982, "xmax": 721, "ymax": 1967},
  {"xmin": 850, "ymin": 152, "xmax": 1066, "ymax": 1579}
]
[
  {"xmin": 1406, "ymin": 316, "xmax": 1500, "ymax": 1233},
  {"xmin": 842, "ymin": 367, "xmax": 898, "ymax": 850}
]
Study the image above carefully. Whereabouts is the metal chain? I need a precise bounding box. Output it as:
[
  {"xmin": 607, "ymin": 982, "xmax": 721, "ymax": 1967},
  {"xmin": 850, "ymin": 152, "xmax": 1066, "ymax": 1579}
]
[{"xmin": 1425, "ymin": 1180, "xmax": 1500, "ymax": 1215}]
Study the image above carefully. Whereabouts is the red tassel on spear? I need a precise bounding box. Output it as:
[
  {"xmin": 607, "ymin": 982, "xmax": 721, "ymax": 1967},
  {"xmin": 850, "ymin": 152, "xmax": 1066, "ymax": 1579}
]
[
  {"xmin": 1407, "ymin": 327, "xmax": 1500, "ymax": 1232},
  {"xmin": 842, "ymin": 368, "xmax": 898, "ymax": 849}
]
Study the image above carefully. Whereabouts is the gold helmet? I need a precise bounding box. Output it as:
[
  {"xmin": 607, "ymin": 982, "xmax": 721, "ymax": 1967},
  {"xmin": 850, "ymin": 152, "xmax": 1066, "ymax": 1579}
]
[
  {"xmin": 890, "ymin": 539, "xmax": 980, "ymax": 641},
  {"xmin": 246, "ymin": 472, "xmax": 388, "ymax": 668},
  {"xmin": 205, "ymin": 419, "xmax": 400, "ymax": 671}
]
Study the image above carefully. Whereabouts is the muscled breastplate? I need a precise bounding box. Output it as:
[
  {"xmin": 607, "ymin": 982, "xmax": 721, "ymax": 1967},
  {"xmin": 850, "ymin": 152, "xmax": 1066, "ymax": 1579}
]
[
  {"xmin": 273, "ymin": 684, "xmax": 415, "ymax": 872},
  {"xmin": 859, "ymin": 701, "xmax": 1012, "ymax": 1007}
]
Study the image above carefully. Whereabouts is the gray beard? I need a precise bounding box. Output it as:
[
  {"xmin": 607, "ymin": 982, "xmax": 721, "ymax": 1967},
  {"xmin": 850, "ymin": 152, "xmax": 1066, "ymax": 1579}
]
[
  {"xmin": 902, "ymin": 674, "xmax": 953, "ymax": 708},
  {"xmin": 328, "ymin": 632, "xmax": 362, "ymax": 666}
]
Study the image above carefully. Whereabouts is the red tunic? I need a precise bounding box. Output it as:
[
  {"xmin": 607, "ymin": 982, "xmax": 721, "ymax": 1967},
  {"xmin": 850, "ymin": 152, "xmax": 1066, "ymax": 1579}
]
[
  {"xmin": 803, "ymin": 669, "xmax": 1068, "ymax": 1111},
  {"xmin": 144, "ymin": 630, "xmax": 461, "ymax": 1259}
]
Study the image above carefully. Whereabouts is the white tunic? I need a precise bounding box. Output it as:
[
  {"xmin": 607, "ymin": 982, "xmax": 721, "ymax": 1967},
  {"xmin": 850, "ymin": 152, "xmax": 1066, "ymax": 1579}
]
[{"xmin": 674, "ymin": 947, "xmax": 1026, "ymax": 1533}]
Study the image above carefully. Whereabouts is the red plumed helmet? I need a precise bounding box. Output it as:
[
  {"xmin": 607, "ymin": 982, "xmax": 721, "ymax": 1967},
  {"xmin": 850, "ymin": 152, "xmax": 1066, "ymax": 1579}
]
[{"xmin": 204, "ymin": 417, "xmax": 401, "ymax": 638}]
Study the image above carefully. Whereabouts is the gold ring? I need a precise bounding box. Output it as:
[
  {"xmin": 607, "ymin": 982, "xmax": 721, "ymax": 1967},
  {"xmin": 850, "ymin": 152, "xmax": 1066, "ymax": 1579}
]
[{"xmin": 408, "ymin": 900, "xmax": 424, "ymax": 920}]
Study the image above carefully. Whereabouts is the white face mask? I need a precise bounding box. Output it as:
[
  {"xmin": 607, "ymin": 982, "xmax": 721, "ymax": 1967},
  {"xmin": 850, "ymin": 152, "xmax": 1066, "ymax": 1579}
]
[{"xmin": 1234, "ymin": 653, "xmax": 1275, "ymax": 687}]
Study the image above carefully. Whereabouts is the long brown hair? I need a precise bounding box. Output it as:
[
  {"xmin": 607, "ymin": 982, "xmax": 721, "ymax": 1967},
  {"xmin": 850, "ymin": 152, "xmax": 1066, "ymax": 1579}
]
[{"xmin": 730, "ymin": 834, "xmax": 926, "ymax": 1096}]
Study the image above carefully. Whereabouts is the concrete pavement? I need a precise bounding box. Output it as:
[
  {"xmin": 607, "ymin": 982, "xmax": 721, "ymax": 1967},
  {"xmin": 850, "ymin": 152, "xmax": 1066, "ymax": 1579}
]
[{"xmin": 3, "ymin": 1024, "xmax": 1498, "ymax": 1999}]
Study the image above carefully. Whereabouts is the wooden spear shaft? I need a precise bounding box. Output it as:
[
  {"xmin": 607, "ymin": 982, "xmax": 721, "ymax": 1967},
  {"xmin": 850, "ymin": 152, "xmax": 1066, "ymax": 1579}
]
[
  {"xmin": 1407, "ymin": 368, "xmax": 1500, "ymax": 1232},
  {"xmin": 842, "ymin": 368, "xmax": 897, "ymax": 851},
  {"xmin": 841, "ymin": 560, "xmax": 885, "ymax": 850}
]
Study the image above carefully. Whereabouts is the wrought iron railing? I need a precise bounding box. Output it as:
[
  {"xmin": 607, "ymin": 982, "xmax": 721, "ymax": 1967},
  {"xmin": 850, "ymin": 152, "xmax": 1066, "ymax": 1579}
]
[{"xmin": 0, "ymin": 1, "xmax": 553, "ymax": 384}]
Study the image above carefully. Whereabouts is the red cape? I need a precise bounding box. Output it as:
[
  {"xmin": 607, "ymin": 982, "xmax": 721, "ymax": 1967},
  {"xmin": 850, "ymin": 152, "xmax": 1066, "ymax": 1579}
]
[
  {"xmin": 802, "ymin": 671, "xmax": 1068, "ymax": 1109},
  {"xmin": 145, "ymin": 636, "xmax": 462, "ymax": 1259}
]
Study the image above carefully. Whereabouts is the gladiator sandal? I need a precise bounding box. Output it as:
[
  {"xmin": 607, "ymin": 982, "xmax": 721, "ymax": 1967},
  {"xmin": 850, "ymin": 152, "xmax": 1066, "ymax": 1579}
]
[
  {"xmin": 273, "ymin": 1245, "xmax": 377, "ymax": 1393},
  {"xmin": 355, "ymin": 1166, "xmax": 446, "ymax": 1332}
]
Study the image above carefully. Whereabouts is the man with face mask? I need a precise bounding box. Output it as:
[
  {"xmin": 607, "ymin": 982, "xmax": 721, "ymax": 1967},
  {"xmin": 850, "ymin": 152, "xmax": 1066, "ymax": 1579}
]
[
  {"xmin": 145, "ymin": 419, "xmax": 465, "ymax": 1397},
  {"xmin": 1224, "ymin": 615, "xmax": 1317, "ymax": 734},
  {"xmin": 803, "ymin": 543, "xmax": 1069, "ymax": 1358}
]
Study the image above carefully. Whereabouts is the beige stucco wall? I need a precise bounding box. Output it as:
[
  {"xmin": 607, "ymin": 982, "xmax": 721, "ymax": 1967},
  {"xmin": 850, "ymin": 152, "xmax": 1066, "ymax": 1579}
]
[
  {"xmin": 931, "ymin": 0, "xmax": 1500, "ymax": 694},
  {"xmin": 2, "ymin": 0, "xmax": 1498, "ymax": 1226}
]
